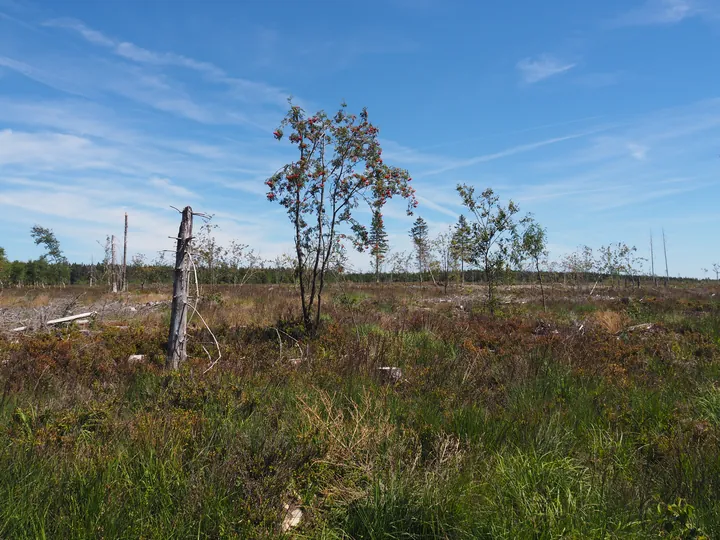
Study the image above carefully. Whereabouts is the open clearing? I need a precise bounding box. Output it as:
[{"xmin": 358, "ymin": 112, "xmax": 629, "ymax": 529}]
[{"xmin": 1, "ymin": 282, "xmax": 719, "ymax": 538}]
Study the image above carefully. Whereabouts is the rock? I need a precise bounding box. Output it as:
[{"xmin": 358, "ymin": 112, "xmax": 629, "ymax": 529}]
[
  {"xmin": 128, "ymin": 354, "xmax": 145, "ymax": 364},
  {"xmin": 377, "ymin": 366, "xmax": 403, "ymax": 384},
  {"xmin": 288, "ymin": 357, "xmax": 302, "ymax": 367},
  {"xmin": 281, "ymin": 503, "xmax": 302, "ymax": 532},
  {"xmin": 127, "ymin": 306, "xmax": 137, "ymax": 312}
]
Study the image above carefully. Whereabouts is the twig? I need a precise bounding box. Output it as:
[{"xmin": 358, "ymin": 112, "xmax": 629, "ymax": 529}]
[
  {"xmin": 272, "ymin": 327, "xmax": 283, "ymax": 357},
  {"xmin": 589, "ymin": 279, "xmax": 600, "ymax": 297},
  {"xmin": 182, "ymin": 251, "xmax": 222, "ymax": 373},
  {"xmin": 273, "ymin": 327, "xmax": 304, "ymax": 358}
]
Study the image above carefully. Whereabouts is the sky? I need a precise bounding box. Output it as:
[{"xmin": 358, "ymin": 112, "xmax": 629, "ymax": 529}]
[{"xmin": 0, "ymin": 0, "xmax": 719, "ymax": 277}]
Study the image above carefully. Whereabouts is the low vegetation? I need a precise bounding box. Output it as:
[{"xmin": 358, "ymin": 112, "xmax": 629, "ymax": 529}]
[{"xmin": 1, "ymin": 281, "xmax": 719, "ymax": 538}]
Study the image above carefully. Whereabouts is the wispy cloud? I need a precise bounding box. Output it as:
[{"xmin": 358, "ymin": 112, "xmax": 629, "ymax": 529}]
[
  {"xmin": 612, "ymin": 0, "xmax": 711, "ymax": 26},
  {"xmin": 43, "ymin": 17, "xmax": 114, "ymax": 46},
  {"xmin": 0, "ymin": 129, "xmax": 117, "ymax": 169},
  {"xmin": 148, "ymin": 177, "xmax": 198, "ymax": 199},
  {"xmin": 44, "ymin": 17, "xmax": 290, "ymax": 107},
  {"xmin": 415, "ymin": 196, "xmax": 461, "ymax": 218},
  {"xmin": 0, "ymin": 16, "xmax": 292, "ymax": 129},
  {"xmin": 508, "ymin": 98, "xmax": 720, "ymax": 220},
  {"xmin": 421, "ymin": 131, "xmax": 595, "ymax": 177},
  {"xmin": 516, "ymin": 54, "xmax": 576, "ymax": 84}
]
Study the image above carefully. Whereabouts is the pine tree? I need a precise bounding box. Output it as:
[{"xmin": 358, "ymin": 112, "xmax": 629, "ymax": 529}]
[
  {"xmin": 369, "ymin": 209, "xmax": 389, "ymax": 282},
  {"xmin": 410, "ymin": 216, "xmax": 429, "ymax": 283},
  {"xmin": 451, "ymin": 214, "xmax": 472, "ymax": 283}
]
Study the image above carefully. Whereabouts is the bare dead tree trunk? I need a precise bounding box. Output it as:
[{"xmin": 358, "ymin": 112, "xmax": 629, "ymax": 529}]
[
  {"xmin": 122, "ymin": 212, "xmax": 128, "ymax": 292},
  {"xmin": 650, "ymin": 230, "xmax": 656, "ymax": 287},
  {"xmin": 167, "ymin": 206, "xmax": 193, "ymax": 370},
  {"xmin": 111, "ymin": 235, "xmax": 118, "ymax": 293},
  {"xmin": 662, "ymin": 228, "xmax": 669, "ymax": 288}
]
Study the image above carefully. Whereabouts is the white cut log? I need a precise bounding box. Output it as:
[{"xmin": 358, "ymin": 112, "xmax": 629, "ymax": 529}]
[
  {"xmin": 616, "ymin": 322, "xmax": 654, "ymax": 335},
  {"xmin": 10, "ymin": 326, "xmax": 27, "ymax": 332},
  {"xmin": 46, "ymin": 312, "xmax": 97, "ymax": 326}
]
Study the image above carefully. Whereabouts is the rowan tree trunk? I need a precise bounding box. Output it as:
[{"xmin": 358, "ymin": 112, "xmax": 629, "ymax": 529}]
[{"xmin": 167, "ymin": 207, "xmax": 193, "ymax": 370}]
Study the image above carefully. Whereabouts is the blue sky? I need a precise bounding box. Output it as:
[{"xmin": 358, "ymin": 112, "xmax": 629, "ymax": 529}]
[{"xmin": 0, "ymin": 0, "xmax": 719, "ymax": 277}]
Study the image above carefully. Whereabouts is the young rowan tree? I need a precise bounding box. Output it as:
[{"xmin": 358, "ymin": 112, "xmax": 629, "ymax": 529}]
[
  {"xmin": 410, "ymin": 216, "xmax": 430, "ymax": 284},
  {"xmin": 130, "ymin": 253, "xmax": 148, "ymax": 290},
  {"xmin": 224, "ymin": 240, "xmax": 262, "ymax": 286},
  {"xmin": 457, "ymin": 185, "xmax": 526, "ymax": 312},
  {"xmin": 515, "ymin": 218, "xmax": 548, "ymax": 311},
  {"xmin": 266, "ymin": 101, "xmax": 416, "ymax": 334},
  {"xmin": 434, "ymin": 227, "xmax": 457, "ymax": 294},
  {"xmin": 368, "ymin": 209, "xmax": 389, "ymax": 283},
  {"xmin": 387, "ymin": 250, "xmax": 412, "ymax": 282},
  {"xmin": 194, "ymin": 217, "xmax": 225, "ymax": 287}
]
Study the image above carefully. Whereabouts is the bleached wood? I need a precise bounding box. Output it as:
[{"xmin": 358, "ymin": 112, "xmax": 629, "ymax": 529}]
[{"xmin": 167, "ymin": 206, "xmax": 193, "ymax": 370}]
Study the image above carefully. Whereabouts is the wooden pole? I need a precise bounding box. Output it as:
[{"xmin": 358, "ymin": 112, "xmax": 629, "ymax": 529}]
[
  {"xmin": 122, "ymin": 212, "xmax": 128, "ymax": 291},
  {"xmin": 650, "ymin": 230, "xmax": 656, "ymax": 286},
  {"xmin": 111, "ymin": 235, "xmax": 118, "ymax": 293},
  {"xmin": 662, "ymin": 228, "xmax": 669, "ymax": 288},
  {"xmin": 167, "ymin": 206, "xmax": 193, "ymax": 370}
]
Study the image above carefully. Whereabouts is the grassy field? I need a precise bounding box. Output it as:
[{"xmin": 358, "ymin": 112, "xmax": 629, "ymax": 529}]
[{"xmin": 0, "ymin": 282, "xmax": 719, "ymax": 538}]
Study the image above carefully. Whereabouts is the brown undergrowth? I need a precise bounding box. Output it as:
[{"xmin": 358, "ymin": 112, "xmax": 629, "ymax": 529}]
[{"xmin": 0, "ymin": 282, "xmax": 718, "ymax": 538}]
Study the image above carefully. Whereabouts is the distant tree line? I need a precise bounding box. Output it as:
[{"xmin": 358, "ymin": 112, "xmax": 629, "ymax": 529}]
[{"xmin": 0, "ymin": 221, "xmax": 700, "ymax": 292}]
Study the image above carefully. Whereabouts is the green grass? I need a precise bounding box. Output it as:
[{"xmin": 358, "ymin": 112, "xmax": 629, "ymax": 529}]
[{"xmin": 0, "ymin": 284, "xmax": 719, "ymax": 538}]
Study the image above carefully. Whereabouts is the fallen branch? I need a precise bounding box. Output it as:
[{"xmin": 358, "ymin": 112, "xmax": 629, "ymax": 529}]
[
  {"xmin": 588, "ymin": 280, "xmax": 600, "ymax": 297},
  {"xmin": 11, "ymin": 311, "xmax": 97, "ymax": 332},
  {"xmin": 46, "ymin": 312, "xmax": 97, "ymax": 326}
]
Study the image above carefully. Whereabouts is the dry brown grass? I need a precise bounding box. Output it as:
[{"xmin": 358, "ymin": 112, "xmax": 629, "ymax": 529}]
[
  {"xmin": 131, "ymin": 292, "xmax": 168, "ymax": 304},
  {"xmin": 0, "ymin": 293, "xmax": 52, "ymax": 308},
  {"xmin": 590, "ymin": 310, "xmax": 628, "ymax": 334}
]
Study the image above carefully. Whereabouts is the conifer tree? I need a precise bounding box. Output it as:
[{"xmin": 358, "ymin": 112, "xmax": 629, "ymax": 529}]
[
  {"xmin": 410, "ymin": 216, "xmax": 430, "ymax": 283},
  {"xmin": 369, "ymin": 209, "xmax": 389, "ymax": 282}
]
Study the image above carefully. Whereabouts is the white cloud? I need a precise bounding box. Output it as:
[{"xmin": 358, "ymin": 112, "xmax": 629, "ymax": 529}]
[
  {"xmin": 627, "ymin": 142, "xmax": 649, "ymax": 160},
  {"xmin": 516, "ymin": 54, "xmax": 576, "ymax": 84},
  {"xmin": 613, "ymin": 0, "xmax": 709, "ymax": 26},
  {"xmin": 148, "ymin": 177, "xmax": 198, "ymax": 199}
]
